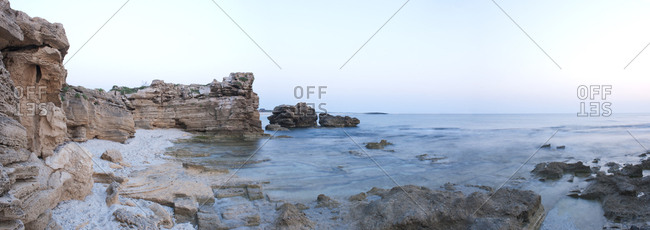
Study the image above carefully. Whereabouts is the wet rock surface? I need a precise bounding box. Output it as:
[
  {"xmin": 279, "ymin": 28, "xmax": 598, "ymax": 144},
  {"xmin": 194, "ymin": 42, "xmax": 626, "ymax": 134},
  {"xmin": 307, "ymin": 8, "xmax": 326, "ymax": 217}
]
[
  {"xmin": 351, "ymin": 185, "xmax": 545, "ymax": 230},
  {"xmin": 531, "ymin": 161, "xmax": 591, "ymax": 180},
  {"xmin": 318, "ymin": 113, "xmax": 360, "ymax": 127},
  {"xmin": 267, "ymin": 102, "xmax": 317, "ymax": 128},
  {"xmin": 365, "ymin": 139, "xmax": 393, "ymax": 149},
  {"xmin": 538, "ymin": 160, "xmax": 650, "ymax": 229}
]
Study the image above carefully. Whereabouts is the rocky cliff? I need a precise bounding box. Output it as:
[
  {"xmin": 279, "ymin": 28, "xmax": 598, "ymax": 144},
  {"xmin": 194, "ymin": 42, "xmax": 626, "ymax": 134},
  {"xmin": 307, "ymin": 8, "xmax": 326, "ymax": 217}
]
[
  {"xmin": 61, "ymin": 85, "xmax": 135, "ymax": 143},
  {"xmin": 0, "ymin": 2, "xmax": 93, "ymax": 229},
  {"xmin": 126, "ymin": 73, "xmax": 263, "ymax": 136}
]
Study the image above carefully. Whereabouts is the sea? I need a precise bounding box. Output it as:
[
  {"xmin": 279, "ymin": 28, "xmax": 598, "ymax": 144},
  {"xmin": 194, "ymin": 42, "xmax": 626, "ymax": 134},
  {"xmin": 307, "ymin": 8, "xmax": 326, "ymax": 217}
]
[{"xmin": 165, "ymin": 113, "xmax": 650, "ymax": 229}]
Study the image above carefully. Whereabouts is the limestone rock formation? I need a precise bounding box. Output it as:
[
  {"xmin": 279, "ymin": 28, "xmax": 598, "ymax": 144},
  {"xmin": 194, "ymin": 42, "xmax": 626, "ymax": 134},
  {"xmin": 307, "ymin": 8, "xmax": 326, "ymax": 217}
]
[
  {"xmin": 126, "ymin": 73, "xmax": 263, "ymax": 136},
  {"xmin": 61, "ymin": 85, "xmax": 135, "ymax": 143},
  {"xmin": 0, "ymin": 0, "xmax": 69, "ymax": 158},
  {"xmin": 352, "ymin": 185, "xmax": 545, "ymax": 230},
  {"xmin": 267, "ymin": 102, "xmax": 317, "ymax": 128},
  {"xmin": 318, "ymin": 113, "xmax": 360, "ymax": 127},
  {"xmin": 0, "ymin": 2, "xmax": 94, "ymax": 228}
]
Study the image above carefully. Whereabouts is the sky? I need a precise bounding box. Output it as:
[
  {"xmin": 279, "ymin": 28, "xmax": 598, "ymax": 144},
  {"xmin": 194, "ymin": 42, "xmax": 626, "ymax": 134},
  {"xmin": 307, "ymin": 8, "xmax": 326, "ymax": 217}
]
[{"xmin": 10, "ymin": 0, "xmax": 650, "ymax": 114}]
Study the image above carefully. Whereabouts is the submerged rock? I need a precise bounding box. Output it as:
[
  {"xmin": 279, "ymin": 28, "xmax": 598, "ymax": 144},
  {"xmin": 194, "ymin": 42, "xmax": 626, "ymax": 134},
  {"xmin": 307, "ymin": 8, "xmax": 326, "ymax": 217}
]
[
  {"xmin": 267, "ymin": 102, "xmax": 317, "ymax": 128},
  {"xmin": 318, "ymin": 113, "xmax": 360, "ymax": 127},
  {"xmin": 365, "ymin": 140, "xmax": 392, "ymax": 149}
]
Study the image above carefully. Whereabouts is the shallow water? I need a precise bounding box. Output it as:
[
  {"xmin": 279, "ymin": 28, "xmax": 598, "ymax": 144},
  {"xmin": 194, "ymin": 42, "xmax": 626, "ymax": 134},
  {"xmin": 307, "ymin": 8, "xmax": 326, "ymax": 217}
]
[{"xmin": 166, "ymin": 113, "xmax": 650, "ymax": 227}]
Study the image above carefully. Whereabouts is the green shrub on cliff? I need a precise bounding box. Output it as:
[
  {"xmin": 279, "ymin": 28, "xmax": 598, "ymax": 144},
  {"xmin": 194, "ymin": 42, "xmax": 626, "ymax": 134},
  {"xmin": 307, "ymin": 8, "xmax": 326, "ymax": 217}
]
[
  {"xmin": 238, "ymin": 77, "xmax": 248, "ymax": 82},
  {"xmin": 111, "ymin": 85, "xmax": 147, "ymax": 95}
]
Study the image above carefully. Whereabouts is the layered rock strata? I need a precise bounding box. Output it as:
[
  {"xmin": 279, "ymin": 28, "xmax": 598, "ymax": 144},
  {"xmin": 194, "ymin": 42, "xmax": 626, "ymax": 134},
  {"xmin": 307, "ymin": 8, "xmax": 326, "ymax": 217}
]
[
  {"xmin": 0, "ymin": 2, "xmax": 93, "ymax": 229},
  {"xmin": 61, "ymin": 85, "xmax": 135, "ymax": 143},
  {"xmin": 126, "ymin": 73, "xmax": 263, "ymax": 136}
]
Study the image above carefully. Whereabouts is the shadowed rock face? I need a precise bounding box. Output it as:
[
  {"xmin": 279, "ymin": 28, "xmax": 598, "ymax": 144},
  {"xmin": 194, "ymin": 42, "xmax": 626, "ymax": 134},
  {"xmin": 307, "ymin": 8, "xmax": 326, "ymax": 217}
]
[
  {"xmin": 267, "ymin": 102, "xmax": 317, "ymax": 128},
  {"xmin": 61, "ymin": 85, "xmax": 135, "ymax": 143},
  {"xmin": 127, "ymin": 73, "xmax": 263, "ymax": 136}
]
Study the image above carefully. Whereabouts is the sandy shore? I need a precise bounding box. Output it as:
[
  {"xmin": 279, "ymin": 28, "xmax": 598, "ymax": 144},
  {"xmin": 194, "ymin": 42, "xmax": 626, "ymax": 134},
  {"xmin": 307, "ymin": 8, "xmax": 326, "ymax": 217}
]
[{"xmin": 51, "ymin": 129, "xmax": 196, "ymax": 230}]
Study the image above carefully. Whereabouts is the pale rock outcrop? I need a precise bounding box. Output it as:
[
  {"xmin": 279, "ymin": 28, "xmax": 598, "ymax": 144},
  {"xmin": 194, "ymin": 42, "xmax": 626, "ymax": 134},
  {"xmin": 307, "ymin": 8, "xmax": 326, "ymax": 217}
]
[
  {"xmin": 0, "ymin": 2, "xmax": 95, "ymax": 229},
  {"xmin": 0, "ymin": 0, "xmax": 69, "ymax": 158},
  {"xmin": 100, "ymin": 149, "xmax": 124, "ymax": 165},
  {"xmin": 318, "ymin": 113, "xmax": 360, "ymax": 127},
  {"xmin": 127, "ymin": 73, "xmax": 263, "ymax": 135},
  {"xmin": 267, "ymin": 102, "xmax": 317, "ymax": 128},
  {"xmin": 61, "ymin": 85, "xmax": 135, "ymax": 143}
]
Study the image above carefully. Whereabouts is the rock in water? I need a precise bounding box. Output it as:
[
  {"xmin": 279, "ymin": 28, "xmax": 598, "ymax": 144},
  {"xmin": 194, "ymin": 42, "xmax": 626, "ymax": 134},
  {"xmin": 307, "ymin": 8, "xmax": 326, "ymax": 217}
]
[
  {"xmin": 265, "ymin": 124, "xmax": 289, "ymax": 131},
  {"xmin": 267, "ymin": 102, "xmax": 317, "ymax": 128},
  {"xmin": 318, "ymin": 113, "xmax": 360, "ymax": 127},
  {"xmin": 126, "ymin": 73, "xmax": 263, "ymax": 136},
  {"xmin": 352, "ymin": 185, "xmax": 545, "ymax": 230},
  {"xmin": 365, "ymin": 140, "xmax": 392, "ymax": 149},
  {"xmin": 531, "ymin": 161, "xmax": 591, "ymax": 180}
]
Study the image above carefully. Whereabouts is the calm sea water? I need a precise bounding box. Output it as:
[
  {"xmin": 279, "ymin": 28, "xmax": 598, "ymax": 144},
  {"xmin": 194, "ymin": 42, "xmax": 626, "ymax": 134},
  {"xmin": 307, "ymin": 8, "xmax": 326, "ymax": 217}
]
[{"xmin": 166, "ymin": 113, "xmax": 650, "ymax": 229}]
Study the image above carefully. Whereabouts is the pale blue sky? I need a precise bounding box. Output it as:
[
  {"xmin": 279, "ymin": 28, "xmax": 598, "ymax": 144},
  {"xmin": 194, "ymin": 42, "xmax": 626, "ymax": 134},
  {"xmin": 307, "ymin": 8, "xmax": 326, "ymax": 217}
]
[{"xmin": 11, "ymin": 0, "xmax": 650, "ymax": 113}]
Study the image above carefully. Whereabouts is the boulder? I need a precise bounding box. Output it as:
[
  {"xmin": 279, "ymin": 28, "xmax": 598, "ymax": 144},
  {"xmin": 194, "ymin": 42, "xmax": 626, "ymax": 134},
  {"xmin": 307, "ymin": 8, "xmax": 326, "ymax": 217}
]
[
  {"xmin": 100, "ymin": 149, "xmax": 124, "ymax": 164},
  {"xmin": 318, "ymin": 113, "xmax": 360, "ymax": 127},
  {"xmin": 267, "ymin": 102, "xmax": 317, "ymax": 128},
  {"xmin": 274, "ymin": 203, "xmax": 315, "ymax": 230},
  {"xmin": 105, "ymin": 182, "xmax": 120, "ymax": 206},
  {"xmin": 531, "ymin": 161, "xmax": 591, "ymax": 180}
]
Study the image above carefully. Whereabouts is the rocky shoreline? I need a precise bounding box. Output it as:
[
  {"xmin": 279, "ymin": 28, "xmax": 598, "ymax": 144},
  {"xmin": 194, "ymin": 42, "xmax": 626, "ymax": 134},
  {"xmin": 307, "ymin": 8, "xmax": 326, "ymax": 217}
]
[
  {"xmin": 45, "ymin": 129, "xmax": 546, "ymax": 230},
  {"xmin": 1, "ymin": 1, "xmax": 647, "ymax": 229}
]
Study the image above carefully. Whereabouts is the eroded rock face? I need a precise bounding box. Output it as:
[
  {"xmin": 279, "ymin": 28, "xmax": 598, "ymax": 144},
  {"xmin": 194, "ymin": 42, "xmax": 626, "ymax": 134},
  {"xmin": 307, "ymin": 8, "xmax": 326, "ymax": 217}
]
[
  {"xmin": 352, "ymin": 185, "xmax": 545, "ymax": 230},
  {"xmin": 0, "ymin": 2, "xmax": 94, "ymax": 228},
  {"xmin": 267, "ymin": 102, "xmax": 317, "ymax": 128},
  {"xmin": 61, "ymin": 85, "xmax": 135, "ymax": 143},
  {"xmin": 318, "ymin": 113, "xmax": 360, "ymax": 127},
  {"xmin": 0, "ymin": 0, "xmax": 69, "ymax": 158},
  {"xmin": 127, "ymin": 73, "xmax": 263, "ymax": 136}
]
